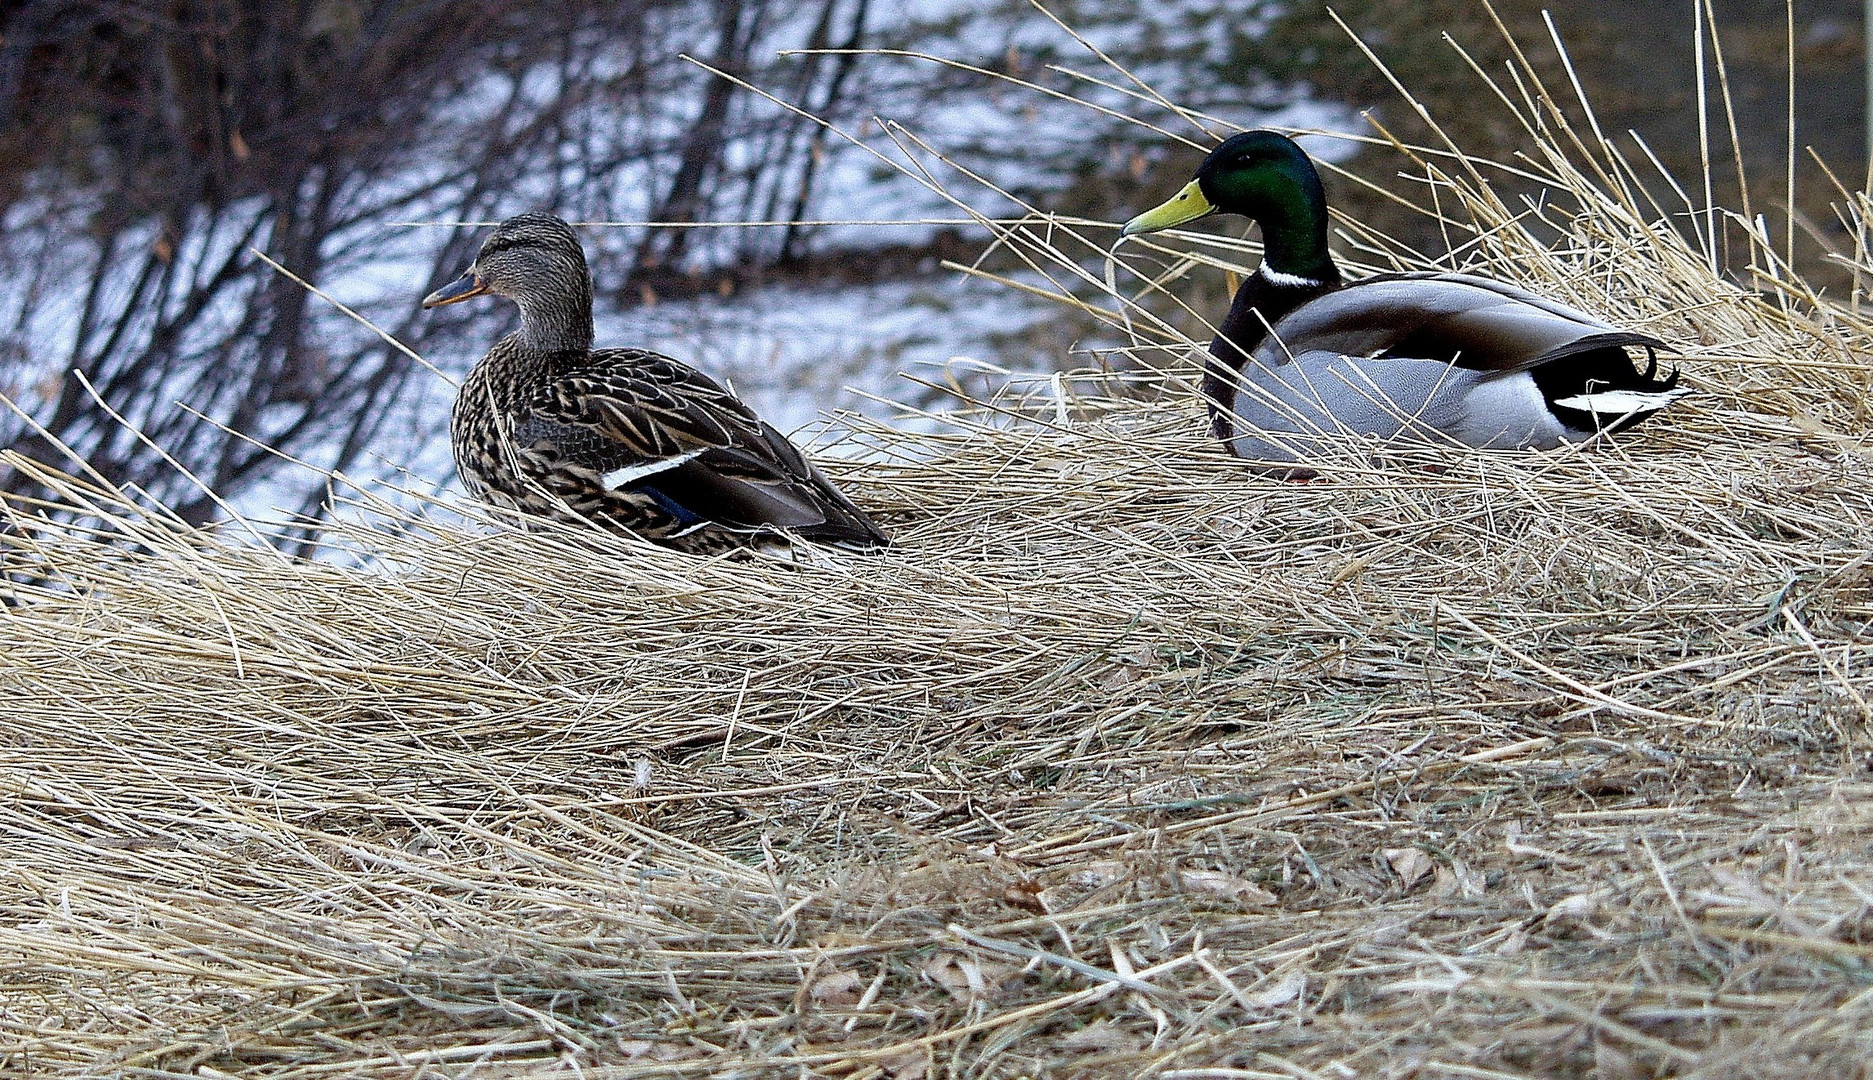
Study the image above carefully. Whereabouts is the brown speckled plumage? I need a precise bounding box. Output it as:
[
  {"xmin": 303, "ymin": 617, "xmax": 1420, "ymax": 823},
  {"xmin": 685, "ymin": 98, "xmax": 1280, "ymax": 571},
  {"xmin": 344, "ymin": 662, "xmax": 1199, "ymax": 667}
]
[{"xmin": 424, "ymin": 212, "xmax": 888, "ymax": 554}]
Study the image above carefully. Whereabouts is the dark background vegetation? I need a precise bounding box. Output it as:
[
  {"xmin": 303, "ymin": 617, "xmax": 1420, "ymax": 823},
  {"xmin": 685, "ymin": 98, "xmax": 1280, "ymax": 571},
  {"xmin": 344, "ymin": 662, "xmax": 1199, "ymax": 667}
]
[{"xmin": 0, "ymin": 0, "xmax": 1863, "ymax": 528}]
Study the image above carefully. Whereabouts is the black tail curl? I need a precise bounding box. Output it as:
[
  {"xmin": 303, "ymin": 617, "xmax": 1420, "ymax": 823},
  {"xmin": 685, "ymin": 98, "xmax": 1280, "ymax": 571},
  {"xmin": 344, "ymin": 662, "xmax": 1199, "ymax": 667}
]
[{"xmin": 1638, "ymin": 347, "xmax": 1683, "ymax": 391}]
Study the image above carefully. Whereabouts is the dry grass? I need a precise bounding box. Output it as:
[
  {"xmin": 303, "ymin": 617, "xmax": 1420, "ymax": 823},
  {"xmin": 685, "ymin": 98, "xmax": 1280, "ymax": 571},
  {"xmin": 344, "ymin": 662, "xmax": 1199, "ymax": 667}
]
[{"xmin": 5, "ymin": 9, "xmax": 1873, "ymax": 1079}]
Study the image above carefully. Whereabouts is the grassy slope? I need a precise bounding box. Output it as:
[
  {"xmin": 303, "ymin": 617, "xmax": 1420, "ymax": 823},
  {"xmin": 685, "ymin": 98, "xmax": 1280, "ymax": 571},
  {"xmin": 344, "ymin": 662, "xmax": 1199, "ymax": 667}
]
[{"xmin": 3, "ymin": 12, "xmax": 1873, "ymax": 1079}]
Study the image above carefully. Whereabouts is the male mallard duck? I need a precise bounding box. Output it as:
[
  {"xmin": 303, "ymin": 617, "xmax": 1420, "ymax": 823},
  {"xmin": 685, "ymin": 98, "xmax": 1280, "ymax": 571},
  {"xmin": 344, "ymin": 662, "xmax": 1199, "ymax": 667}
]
[
  {"xmin": 1122, "ymin": 131, "xmax": 1689, "ymax": 464},
  {"xmin": 422, "ymin": 212, "xmax": 888, "ymax": 553}
]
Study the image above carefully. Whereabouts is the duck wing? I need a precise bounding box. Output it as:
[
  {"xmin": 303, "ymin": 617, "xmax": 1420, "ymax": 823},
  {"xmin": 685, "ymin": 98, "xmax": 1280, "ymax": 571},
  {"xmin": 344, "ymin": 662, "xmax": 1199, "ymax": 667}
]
[
  {"xmin": 1252, "ymin": 272, "xmax": 1667, "ymax": 374},
  {"xmin": 1217, "ymin": 274, "xmax": 1682, "ymax": 461},
  {"xmin": 524, "ymin": 348, "xmax": 889, "ymax": 547}
]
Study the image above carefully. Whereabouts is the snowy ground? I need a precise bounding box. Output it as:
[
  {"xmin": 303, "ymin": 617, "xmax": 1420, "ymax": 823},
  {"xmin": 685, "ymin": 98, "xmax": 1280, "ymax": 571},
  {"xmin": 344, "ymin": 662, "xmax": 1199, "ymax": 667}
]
[
  {"xmin": 241, "ymin": 270, "xmax": 1084, "ymax": 527},
  {"xmin": 6, "ymin": 0, "xmax": 1370, "ymax": 533}
]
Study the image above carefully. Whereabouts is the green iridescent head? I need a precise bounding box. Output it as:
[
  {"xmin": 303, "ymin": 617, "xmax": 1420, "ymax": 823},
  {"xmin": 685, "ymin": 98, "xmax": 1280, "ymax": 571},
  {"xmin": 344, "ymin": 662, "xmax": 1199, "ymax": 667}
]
[{"xmin": 1122, "ymin": 130, "xmax": 1331, "ymax": 277}]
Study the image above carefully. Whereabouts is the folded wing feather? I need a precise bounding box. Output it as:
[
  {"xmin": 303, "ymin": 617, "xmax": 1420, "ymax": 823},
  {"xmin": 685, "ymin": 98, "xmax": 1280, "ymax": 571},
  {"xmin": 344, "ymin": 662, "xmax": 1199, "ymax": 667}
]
[
  {"xmin": 1252, "ymin": 273, "xmax": 1667, "ymax": 374},
  {"xmin": 525, "ymin": 349, "xmax": 884, "ymax": 543},
  {"xmin": 1218, "ymin": 273, "xmax": 1676, "ymax": 463}
]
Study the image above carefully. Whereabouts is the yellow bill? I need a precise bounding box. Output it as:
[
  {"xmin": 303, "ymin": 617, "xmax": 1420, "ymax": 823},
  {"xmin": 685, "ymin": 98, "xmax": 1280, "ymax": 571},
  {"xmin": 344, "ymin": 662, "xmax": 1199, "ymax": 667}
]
[{"xmin": 1121, "ymin": 179, "xmax": 1216, "ymax": 236}]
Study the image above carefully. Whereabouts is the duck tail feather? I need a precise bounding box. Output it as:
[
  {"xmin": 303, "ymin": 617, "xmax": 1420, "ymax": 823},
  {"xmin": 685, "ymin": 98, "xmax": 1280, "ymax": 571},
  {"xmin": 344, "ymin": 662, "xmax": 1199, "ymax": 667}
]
[
  {"xmin": 1521, "ymin": 331, "xmax": 1670, "ymax": 374},
  {"xmin": 1552, "ymin": 385, "xmax": 1694, "ymax": 415}
]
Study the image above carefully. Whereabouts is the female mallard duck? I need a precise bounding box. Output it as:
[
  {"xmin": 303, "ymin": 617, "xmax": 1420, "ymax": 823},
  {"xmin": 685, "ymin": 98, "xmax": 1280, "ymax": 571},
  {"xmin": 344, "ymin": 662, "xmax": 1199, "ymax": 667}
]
[
  {"xmin": 1122, "ymin": 131, "xmax": 1689, "ymax": 464},
  {"xmin": 422, "ymin": 212, "xmax": 888, "ymax": 553}
]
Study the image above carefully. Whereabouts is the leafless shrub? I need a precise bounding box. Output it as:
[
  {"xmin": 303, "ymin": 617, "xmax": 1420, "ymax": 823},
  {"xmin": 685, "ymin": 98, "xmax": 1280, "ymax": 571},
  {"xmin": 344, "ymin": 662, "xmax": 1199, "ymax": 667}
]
[{"xmin": 0, "ymin": 0, "xmax": 882, "ymax": 529}]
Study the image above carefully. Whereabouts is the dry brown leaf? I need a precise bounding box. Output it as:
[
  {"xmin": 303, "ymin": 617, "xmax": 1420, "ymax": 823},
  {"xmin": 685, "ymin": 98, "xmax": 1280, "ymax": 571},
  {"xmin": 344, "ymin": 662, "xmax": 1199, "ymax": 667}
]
[
  {"xmin": 920, "ymin": 952, "xmax": 1015, "ymax": 1001},
  {"xmin": 1386, "ymin": 848, "xmax": 1436, "ymax": 890},
  {"xmin": 1429, "ymin": 859, "xmax": 1486, "ymax": 899},
  {"xmin": 1178, "ymin": 868, "xmax": 1278, "ymax": 904},
  {"xmin": 879, "ymin": 1048, "xmax": 930, "ymax": 1080},
  {"xmin": 1239, "ymin": 970, "xmax": 1307, "ymax": 1010},
  {"xmin": 1067, "ymin": 861, "xmax": 1128, "ymax": 889},
  {"xmin": 1003, "ymin": 876, "xmax": 1046, "ymax": 912},
  {"xmin": 809, "ymin": 969, "xmax": 866, "ymax": 1007},
  {"xmin": 1546, "ymin": 892, "xmax": 1601, "ymax": 921},
  {"xmin": 1058, "ymin": 1020, "xmax": 1143, "ymax": 1052},
  {"xmin": 614, "ymin": 1039, "xmax": 696, "ymax": 1061}
]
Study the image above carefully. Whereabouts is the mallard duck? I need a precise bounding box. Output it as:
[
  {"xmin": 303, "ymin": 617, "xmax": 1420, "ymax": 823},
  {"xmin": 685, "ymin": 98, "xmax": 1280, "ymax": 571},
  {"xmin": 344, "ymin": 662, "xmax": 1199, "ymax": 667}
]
[
  {"xmin": 422, "ymin": 212, "xmax": 888, "ymax": 553},
  {"xmin": 1122, "ymin": 131, "xmax": 1689, "ymax": 464}
]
